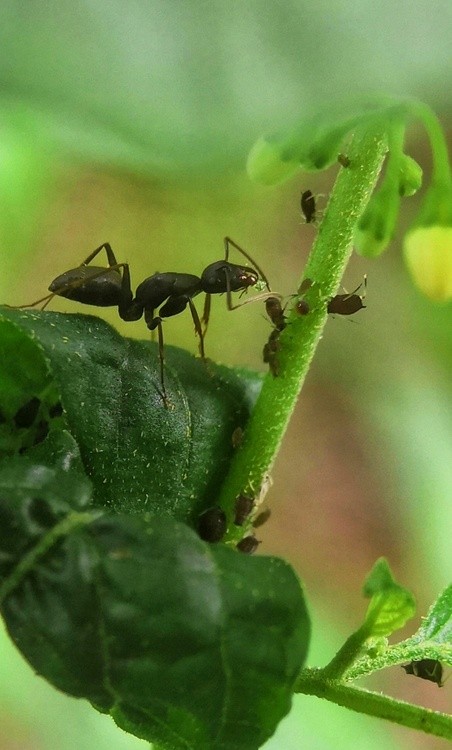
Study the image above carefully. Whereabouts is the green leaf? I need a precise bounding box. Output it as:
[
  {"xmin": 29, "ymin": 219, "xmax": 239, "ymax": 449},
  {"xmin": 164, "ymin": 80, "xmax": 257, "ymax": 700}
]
[
  {"xmin": 409, "ymin": 585, "xmax": 452, "ymax": 646},
  {"xmin": 363, "ymin": 558, "xmax": 416, "ymax": 637},
  {"xmin": 0, "ymin": 447, "xmax": 310, "ymax": 750},
  {"xmin": 341, "ymin": 586, "xmax": 452, "ymax": 682},
  {"xmin": 0, "ymin": 307, "xmax": 260, "ymax": 523}
]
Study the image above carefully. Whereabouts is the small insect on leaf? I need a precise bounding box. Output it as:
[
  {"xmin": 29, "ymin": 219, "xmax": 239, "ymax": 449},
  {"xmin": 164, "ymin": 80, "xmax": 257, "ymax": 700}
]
[
  {"xmin": 198, "ymin": 507, "xmax": 227, "ymax": 543},
  {"xmin": 338, "ymin": 153, "xmax": 351, "ymax": 168},
  {"xmin": 234, "ymin": 495, "xmax": 254, "ymax": 526},
  {"xmin": 401, "ymin": 659, "xmax": 444, "ymax": 687},
  {"xmin": 237, "ymin": 535, "xmax": 260, "ymax": 554}
]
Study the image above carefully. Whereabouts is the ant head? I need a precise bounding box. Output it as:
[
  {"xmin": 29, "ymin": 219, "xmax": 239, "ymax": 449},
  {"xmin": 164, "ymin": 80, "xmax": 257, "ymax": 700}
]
[
  {"xmin": 234, "ymin": 266, "xmax": 259, "ymax": 291},
  {"xmin": 201, "ymin": 261, "xmax": 258, "ymax": 294}
]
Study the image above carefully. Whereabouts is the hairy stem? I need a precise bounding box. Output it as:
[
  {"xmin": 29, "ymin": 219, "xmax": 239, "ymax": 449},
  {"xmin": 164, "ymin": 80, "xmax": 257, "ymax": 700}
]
[
  {"xmin": 296, "ymin": 669, "xmax": 452, "ymax": 741},
  {"xmin": 219, "ymin": 127, "xmax": 388, "ymax": 537}
]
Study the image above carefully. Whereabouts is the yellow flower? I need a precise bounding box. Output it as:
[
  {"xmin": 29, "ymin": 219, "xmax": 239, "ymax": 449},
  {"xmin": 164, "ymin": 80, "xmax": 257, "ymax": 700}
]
[{"xmin": 403, "ymin": 226, "xmax": 452, "ymax": 301}]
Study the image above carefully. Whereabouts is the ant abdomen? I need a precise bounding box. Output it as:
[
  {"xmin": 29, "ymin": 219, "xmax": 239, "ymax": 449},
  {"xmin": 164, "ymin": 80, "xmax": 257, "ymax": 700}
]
[{"xmin": 49, "ymin": 266, "xmax": 123, "ymax": 307}]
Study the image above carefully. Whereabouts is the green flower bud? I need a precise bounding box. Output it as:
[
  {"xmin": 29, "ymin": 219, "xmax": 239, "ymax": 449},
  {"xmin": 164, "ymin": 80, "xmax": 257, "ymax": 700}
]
[
  {"xmin": 246, "ymin": 136, "xmax": 301, "ymax": 185},
  {"xmin": 403, "ymin": 226, "xmax": 452, "ymax": 301},
  {"xmin": 355, "ymin": 186, "xmax": 400, "ymax": 258},
  {"xmin": 398, "ymin": 154, "xmax": 423, "ymax": 197}
]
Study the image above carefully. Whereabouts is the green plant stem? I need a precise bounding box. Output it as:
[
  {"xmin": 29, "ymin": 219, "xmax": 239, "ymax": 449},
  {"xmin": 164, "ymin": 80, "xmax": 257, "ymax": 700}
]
[
  {"xmin": 296, "ymin": 669, "xmax": 452, "ymax": 741},
  {"xmin": 0, "ymin": 510, "xmax": 98, "ymax": 605},
  {"xmin": 219, "ymin": 127, "xmax": 387, "ymax": 538},
  {"xmin": 321, "ymin": 625, "xmax": 370, "ymax": 680},
  {"xmin": 406, "ymin": 100, "xmax": 452, "ymax": 186}
]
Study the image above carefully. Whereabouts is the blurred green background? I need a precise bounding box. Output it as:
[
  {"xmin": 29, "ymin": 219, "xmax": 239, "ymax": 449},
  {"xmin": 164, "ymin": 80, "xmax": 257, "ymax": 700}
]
[{"xmin": 0, "ymin": 2, "xmax": 451, "ymax": 749}]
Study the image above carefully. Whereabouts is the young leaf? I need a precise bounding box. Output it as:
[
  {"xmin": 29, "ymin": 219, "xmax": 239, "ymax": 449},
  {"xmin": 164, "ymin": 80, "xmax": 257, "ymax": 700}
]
[
  {"xmin": 408, "ymin": 585, "xmax": 452, "ymax": 647},
  {"xmin": 0, "ymin": 308, "xmax": 261, "ymax": 523},
  {"xmin": 363, "ymin": 558, "xmax": 416, "ymax": 637},
  {"xmin": 0, "ymin": 448, "xmax": 311, "ymax": 750}
]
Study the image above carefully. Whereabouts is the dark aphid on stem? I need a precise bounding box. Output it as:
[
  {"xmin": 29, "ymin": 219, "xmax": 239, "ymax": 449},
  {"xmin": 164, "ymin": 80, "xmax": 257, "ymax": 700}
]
[
  {"xmin": 233, "ymin": 495, "xmax": 254, "ymax": 526},
  {"xmin": 253, "ymin": 508, "xmax": 271, "ymax": 528},
  {"xmin": 237, "ymin": 535, "xmax": 260, "ymax": 554},
  {"xmin": 13, "ymin": 239, "xmax": 277, "ymax": 408},
  {"xmin": 401, "ymin": 659, "xmax": 444, "ymax": 687},
  {"xmin": 327, "ymin": 276, "xmax": 367, "ymax": 316},
  {"xmin": 265, "ymin": 296, "xmax": 286, "ymax": 332},
  {"xmin": 198, "ymin": 507, "xmax": 227, "ymax": 543},
  {"xmin": 338, "ymin": 153, "xmax": 351, "ymax": 168},
  {"xmin": 262, "ymin": 328, "xmax": 282, "ymax": 377},
  {"xmin": 295, "ymin": 277, "xmax": 314, "ymax": 316},
  {"xmin": 231, "ymin": 426, "xmax": 243, "ymax": 448},
  {"xmin": 300, "ymin": 190, "xmax": 317, "ymax": 223}
]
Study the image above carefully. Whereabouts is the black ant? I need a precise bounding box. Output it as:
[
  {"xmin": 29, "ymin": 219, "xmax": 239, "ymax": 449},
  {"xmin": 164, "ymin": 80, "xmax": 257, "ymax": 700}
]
[
  {"xmin": 300, "ymin": 190, "xmax": 317, "ymax": 224},
  {"xmin": 401, "ymin": 659, "xmax": 445, "ymax": 688},
  {"xmin": 327, "ymin": 276, "xmax": 367, "ymax": 316},
  {"xmin": 14, "ymin": 238, "xmax": 276, "ymax": 406}
]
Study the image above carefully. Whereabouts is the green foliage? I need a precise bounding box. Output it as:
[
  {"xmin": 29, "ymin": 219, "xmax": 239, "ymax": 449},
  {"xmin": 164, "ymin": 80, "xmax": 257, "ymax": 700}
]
[
  {"xmin": 362, "ymin": 558, "xmax": 416, "ymax": 637},
  {"xmin": 0, "ymin": 308, "xmax": 260, "ymax": 520},
  {"xmin": 0, "ymin": 307, "xmax": 311, "ymax": 749}
]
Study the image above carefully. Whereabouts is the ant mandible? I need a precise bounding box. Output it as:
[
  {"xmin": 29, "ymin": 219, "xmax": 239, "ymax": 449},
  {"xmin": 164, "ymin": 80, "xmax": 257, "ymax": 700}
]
[{"xmin": 16, "ymin": 238, "xmax": 276, "ymax": 406}]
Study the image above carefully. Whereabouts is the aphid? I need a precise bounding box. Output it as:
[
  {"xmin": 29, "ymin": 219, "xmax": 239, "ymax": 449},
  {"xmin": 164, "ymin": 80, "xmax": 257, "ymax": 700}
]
[
  {"xmin": 327, "ymin": 276, "xmax": 367, "ymax": 316},
  {"xmin": 262, "ymin": 329, "xmax": 282, "ymax": 377},
  {"xmin": 15, "ymin": 239, "xmax": 277, "ymax": 408},
  {"xmin": 300, "ymin": 190, "xmax": 317, "ymax": 223},
  {"xmin": 265, "ymin": 296, "xmax": 286, "ymax": 332},
  {"xmin": 236, "ymin": 535, "xmax": 260, "ymax": 554},
  {"xmin": 295, "ymin": 277, "xmax": 313, "ymax": 316},
  {"xmin": 401, "ymin": 659, "xmax": 444, "ymax": 687},
  {"xmin": 198, "ymin": 507, "xmax": 227, "ymax": 543},
  {"xmin": 253, "ymin": 508, "xmax": 271, "ymax": 528},
  {"xmin": 338, "ymin": 153, "xmax": 351, "ymax": 168},
  {"xmin": 233, "ymin": 494, "xmax": 254, "ymax": 526},
  {"xmin": 231, "ymin": 426, "xmax": 244, "ymax": 449}
]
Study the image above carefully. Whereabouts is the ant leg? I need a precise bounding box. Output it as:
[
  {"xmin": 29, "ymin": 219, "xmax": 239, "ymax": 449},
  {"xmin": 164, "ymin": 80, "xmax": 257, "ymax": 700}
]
[
  {"xmin": 201, "ymin": 293, "xmax": 211, "ymax": 336},
  {"xmin": 224, "ymin": 236, "xmax": 271, "ymax": 291},
  {"xmin": 9, "ymin": 244, "xmax": 124, "ymax": 311},
  {"xmin": 144, "ymin": 309, "xmax": 169, "ymax": 408},
  {"xmin": 5, "ymin": 292, "xmax": 56, "ymax": 311},
  {"xmin": 155, "ymin": 319, "xmax": 170, "ymax": 408},
  {"xmin": 188, "ymin": 299, "xmax": 205, "ymax": 359},
  {"xmin": 80, "ymin": 242, "xmax": 118, "ymax": 268}
]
